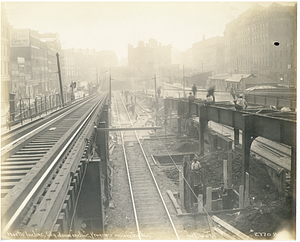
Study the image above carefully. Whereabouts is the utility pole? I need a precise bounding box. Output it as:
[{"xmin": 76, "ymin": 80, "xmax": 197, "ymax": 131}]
[
  {"xmin": 183, "ymin": 64, "xmax": 186, "ymax": 98},
  {"xmin": 109, "ymin": 70, "xmax": 111, "ymax": 127},
  {"xmin": 56, "ymin": 53, "xmax": 64, "ymax": 107},
  {"xmin": 154, "ymin": 74, "xmax": 158, "ymax": 111}
]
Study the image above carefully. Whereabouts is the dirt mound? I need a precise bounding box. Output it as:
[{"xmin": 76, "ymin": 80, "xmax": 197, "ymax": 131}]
[
  {"xmin": 194, "ymin": 149, "xmax": 278, "ymax": 204},
  {"xmin": 232, "ymin": 199, "xmax": 294, "ymax": 239},
  {"xmin": 162, "ymin": 166, "xmax": 179, "ymax": 185}
]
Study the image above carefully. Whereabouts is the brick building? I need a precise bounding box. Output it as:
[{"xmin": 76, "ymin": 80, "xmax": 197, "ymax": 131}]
[
  {"xmin": 1, "ymin": 3, "xmax": 11, "ymax": 122},
  {"xmin": 192, "ymin": 36, "xmax": 225, "ymax": 75},
  {"xmin": 10, "ymin": 29, "xmax": 62, "ymax": 99},
  {"xmin": 224, "ymin": 3, "xmax": 296, "ymax": 84}
]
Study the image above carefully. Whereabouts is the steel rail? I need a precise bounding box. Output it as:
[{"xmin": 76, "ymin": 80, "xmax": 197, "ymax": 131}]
[
  {"xmin": 2, "ymin": 94, "xmax": 107, "ymax": 234},
  {"xmin": 117, "ymin": 92, "xmax": 180, "ymax": 240},
  {"xmin": 1, "ymin": 97, "xmax": 94, "ymax": 154},
  {"xmin": 112, "ymin": 93, "xmax": 142, "ymax": 240}
]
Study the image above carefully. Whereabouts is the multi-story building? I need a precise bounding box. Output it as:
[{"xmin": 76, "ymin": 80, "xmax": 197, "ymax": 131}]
[
  {"xmin": 128, "ymin": 38, "xmax": 172, "ymax": 80},
  {"xmin": 1, "ymin": 3, "xmax": 11, "ymax": 123},
  {"xmin": 192, "ymin": 36, "xmax": 225, "ymax": 75},
  {"xmin": 63, "ymin": 48, "xmax": 118, "ymax": 89},
  {"xmin": 39, "ymin": 32, "xmax": 62, "ymax": 94},
  {"xmin": 10, "ymin": 29, "xmax": 61, "ymax": 99},
  {"xmin": 224, "ymin": 3, "xmax": 296, "ymax": 84}
]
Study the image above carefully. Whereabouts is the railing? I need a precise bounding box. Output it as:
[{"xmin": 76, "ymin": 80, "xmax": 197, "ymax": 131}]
[{"xmin": 2, "ymin": 92, "xmax": 81, "ymax": 130}]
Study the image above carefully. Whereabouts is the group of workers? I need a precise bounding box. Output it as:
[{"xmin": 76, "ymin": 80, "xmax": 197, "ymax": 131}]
[
  {"xmin": 191, "ymin": 155, "xmax": 228, "ymax": 199},
  {"xmin": 189, "ymin": 84, "xmax": 248, "ymax": 111},
  {"xmin": 122, "ymin": 90, "xmax": 136, "ymax": 115}
]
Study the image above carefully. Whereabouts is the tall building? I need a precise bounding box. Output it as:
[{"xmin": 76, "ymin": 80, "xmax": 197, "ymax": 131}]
[
  {"xmin": 1, "ymin": 3, "xmax": 11, "ymax": 122},
  {"xmin": 224, "ymin": 3, "xmax": 296, "ymax": 84},
  {"xmin": 10, "ymin": 29, "xmax": 61, "ymax": 99},
  {"xmin": 62, "ymin": 48, "xmax": 118, "ymax": 88},
  {"xmin": 192, "ymin": 36, "xmax": 225, "ymax": 75}
]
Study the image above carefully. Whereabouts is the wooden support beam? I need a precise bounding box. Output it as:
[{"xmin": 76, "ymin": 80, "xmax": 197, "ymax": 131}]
[
  {"xmin": 239, "ymin": 185, "xmax": 244, "ymax": 209},
  {"xmin": 223, "ymin": 160, "xmax": 228, "ymax": 188},
  {"xmin": 205, "ymin": 187, "xmax": 212, "ymax": 212},
  {"xmin": 211, "ymin": 215, "xmax": 254, "ymax": 240},
  {"xmin": 179, "ymin": 166, "xmax": 184, "ymax": 210},
  {"xmin": 244, "ymin": 172, "xmax": 250, "ymax": 207},
  {"xmin": 198, "ymin": 194, "xmax": 203, "ymax": 213},
  {"xmin": 227, "ymin": 152, "xmax": 232, "ymax": 188}
]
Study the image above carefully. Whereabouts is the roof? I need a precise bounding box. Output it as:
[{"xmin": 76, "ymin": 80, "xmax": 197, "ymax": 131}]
[
  {"xmin": 244, "ymin": 76, "xmax": 276, "ymax": 85},
  {"xmin": 225, "ymin": 74, "xmax": 252, "ymax": 83},
  {"xmin": 209, "ymin": 73, "xmax": 230, "ymax": 80},
  {"xmin": 246, "ymin": 85, "xmax": 277, "ymax": 91}
]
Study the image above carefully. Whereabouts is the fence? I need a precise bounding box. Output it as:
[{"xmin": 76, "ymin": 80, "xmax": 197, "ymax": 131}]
[{"xmin": 3, "ymin": 92, "xmax": 77, "ymax": 130}]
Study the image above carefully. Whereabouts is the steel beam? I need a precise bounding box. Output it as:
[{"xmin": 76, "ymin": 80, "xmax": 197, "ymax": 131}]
[{"xmin": 95, "ymin": 126, "xmax": 162, "ymax": 132}]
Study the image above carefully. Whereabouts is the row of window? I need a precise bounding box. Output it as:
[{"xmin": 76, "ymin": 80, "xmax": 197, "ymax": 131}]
[
  {"xmin": 64, "ymin": 66, "xmax": 81, "ymax": 70},
  {"xmin": 65, "ymin": 71, "xmax": 82, "ymax": 76}
]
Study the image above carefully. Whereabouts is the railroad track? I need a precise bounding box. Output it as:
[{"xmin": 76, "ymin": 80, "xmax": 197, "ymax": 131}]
[
  {"xmin": 113, "ymin": 92, "xmax": 179, "ymax": 240},
  {"xmin": 1, "ymin": 93, "xmax": 107, "ymax": 237},
  {"xmin": 1, "ymin": 96, "xmax": 89, "ymax": 149}
]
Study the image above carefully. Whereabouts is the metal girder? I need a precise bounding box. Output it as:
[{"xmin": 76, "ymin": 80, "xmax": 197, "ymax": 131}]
[
  {"xmin": 199, "ymin": 105, "xmax": 296, "ymax": 148},
  {"xmin": 95, "ymin": 126, "xmax": 162, "ymax": 132}
]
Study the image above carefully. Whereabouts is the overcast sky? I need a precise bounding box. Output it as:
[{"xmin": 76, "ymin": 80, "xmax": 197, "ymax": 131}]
[{"xmin": 4, "ymin": 1, "xmax": 296, "ymax": 60}]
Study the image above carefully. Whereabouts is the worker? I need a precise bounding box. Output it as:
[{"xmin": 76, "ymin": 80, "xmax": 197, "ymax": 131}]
[
  {"xmin": 205, "ymin": 94, "xmax": 215, "ymax": 105},
  {"xmin": 191, "ymin": 156, "xmax": 202, "ymax": 195},
  {"xmin": 217, "ymin": 182, "xmax": 228, "ymax": 198},
  {"xmin": 192, "ymin": 84, "xmax": 197, "ymax": 97},
  {"xmin": 234, "ymin": 94, "xmax": 248, "ymax": 110},
  {"xmin": 188, "ymin": 92, "xmax": 195, "ymax": 116},
  {"xmin": 157, "ymin": 87, "xmax": 161, "ymax": 98}
]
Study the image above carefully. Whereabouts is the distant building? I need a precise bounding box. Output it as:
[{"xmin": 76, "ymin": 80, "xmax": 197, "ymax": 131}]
[
  {"xmin": 128, "ymin": 38, "xmax": 171, "ymax": 80},
  {"xmin": 63, "ymin": 48, "xmax": 118, "ymax": 88},
  {"xmin": 224, "ymin": 3, "xmax": 296, "ymax": 84},
  {"xmin": 192, "ymin": 36, "xmax": 225, "ymax": 75},
  {"xmin": 208, "ymin": 73, "xmax": 276, "ymax": 91},
  {"xmin": 1, "ymin": 3, "xmax": 11, "ymax": 123},
  {"xmin": 186, "ymin": 71, "xmax": 213, "ymax": 88}
]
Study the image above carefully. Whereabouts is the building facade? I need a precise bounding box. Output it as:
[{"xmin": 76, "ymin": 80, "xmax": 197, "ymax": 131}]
[
  {"xmin": 10, "ymin": 29, "xmax": 62, "ymax": 99},
  {"xmin": 192, "ymin": 36, "xmax": 225, "ymax": 75},
  {"xmin": 62, "ymin": 48, "xmax": 118, "ymax": 89},
  {"xmin": 1, "ymin": 3, "xmax": 11, "ymax": 123},
  {"xmin": 224, "ymin": 3, "xmax": 296, "ymax": 84},
  {"xmin": 128, "ymin": 38, "xmax": 172, "ymax": 80}
]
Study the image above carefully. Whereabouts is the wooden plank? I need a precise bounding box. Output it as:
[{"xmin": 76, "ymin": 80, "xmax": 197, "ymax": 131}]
[
  {"xmin": 179, "ymin": 166, "xmax": 184, "ymax": 210},
  {"xmin": 214, "ymin": 227, "xmax": 236, "ymax": 240},
  {"xmin": 150, "ymin": 154, "xmax": 157, "ymax": 165},
  {"xmin": 167, "ymin": 190, "xmax": 182, "ymax": 215},
  {"xmin": 212, "ymin": 215, "xmax": 254, "ymax": 240}
]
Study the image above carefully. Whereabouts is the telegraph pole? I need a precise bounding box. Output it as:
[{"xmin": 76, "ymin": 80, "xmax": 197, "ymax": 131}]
[
  {"xmin": 56, "ymin": 53, "xmax": 64, "ymax": 107},
  {"xmin": 154, "ymin": 74, "xmax": 158, "ymax": 111},
  {"xmin": 183, "ymin": 64, "xmax": 186, "ymax": 98},
  {"xmin": 109, "ymin": 70, "xmax": 111, "ymax": 127}
]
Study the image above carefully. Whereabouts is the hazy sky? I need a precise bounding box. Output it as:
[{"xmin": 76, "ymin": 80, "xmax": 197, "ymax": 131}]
[{"xmin": 4, "ymin": 1, "xmax": 296, "ymax": 60}]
